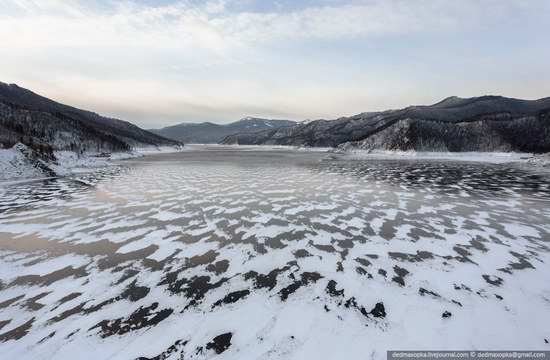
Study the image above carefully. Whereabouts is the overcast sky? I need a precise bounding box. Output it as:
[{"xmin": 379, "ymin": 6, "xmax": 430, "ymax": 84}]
[{"xmin": 0, "ymin": 0, "xmax": 549, "ymax": 128}]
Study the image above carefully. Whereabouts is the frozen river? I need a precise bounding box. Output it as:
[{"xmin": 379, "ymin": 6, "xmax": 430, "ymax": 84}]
[{"xmin": 1, "ymin": 146, "xmax": 549, "ymax": 359}]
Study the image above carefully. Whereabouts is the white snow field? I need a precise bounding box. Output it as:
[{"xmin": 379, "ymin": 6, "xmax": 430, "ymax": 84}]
[{"xmin": 0, "ymin": 146, "xmax": 549, "ymax": 359}]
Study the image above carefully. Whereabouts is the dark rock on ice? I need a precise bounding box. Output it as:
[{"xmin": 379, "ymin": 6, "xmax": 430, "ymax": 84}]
[{"xmin": 206, "ymin": 332, "xmax": 233, "ymax": 354}]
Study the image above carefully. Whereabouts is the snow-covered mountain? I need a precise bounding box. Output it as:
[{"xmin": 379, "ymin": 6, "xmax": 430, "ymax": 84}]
[
  {"xmin": 149, "ymin": 117, "xmax": 296, "ymax": 144},
  {"xmin": 221, "ymin": 96, "xmax": 550, "ymax": 153},
  {"xmin": 0, "ymin": 82, "xmax": 180, "ymax": 153}
]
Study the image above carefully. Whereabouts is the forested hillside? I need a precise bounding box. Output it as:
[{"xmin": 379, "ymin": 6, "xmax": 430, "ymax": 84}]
[
  {"xmin": 0, "ymin": 82, "xmax": 180, "ymax": 153},
  {"xmin": 221, "ymin": 96, "xmax": 550, "ymax": 153}
]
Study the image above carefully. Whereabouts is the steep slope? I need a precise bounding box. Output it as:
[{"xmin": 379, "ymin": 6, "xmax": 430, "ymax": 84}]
[
  {"xmin": 150, "ymin": 117, "xmax": 296, "ymax": 143},
  {"xmin": 335, "ymin": 111, "xmax": 550, "ymax": 153},
  {"xmin": 221, "ymin": 96, "xmax": 550, "ymax": 152},
  {"xmin": 0, "ymin": 82, "xmax": 180, "ymax": 152}
]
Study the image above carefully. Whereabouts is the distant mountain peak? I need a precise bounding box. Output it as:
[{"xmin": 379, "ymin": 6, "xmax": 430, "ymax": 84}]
[
  {"xmin": 236, "ymin": 117, "xmax": 269, "ymax": 123},
  {"xmin": 150, "ymin": 118, "xmax": 297, "ymax": 143},
  {"xmin": 438, "ymin": 95, "xmax": 460, "ymax": 102},
  {"xmin": 431, "ymin": 95, "xmax": 508, "ymax": 108}
]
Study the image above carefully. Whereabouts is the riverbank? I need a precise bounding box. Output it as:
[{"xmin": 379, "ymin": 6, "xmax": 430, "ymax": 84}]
[
  {"xmin": 329, "ymin": 149, "xmax": 550, "ymax": 170},
  {"xmin": 0, "ymin": 143, "xmax": 184, "ymax": 184},
  {"xmin": 330, "ymin": 149, "xmax": 534, "ymax": 163},
  {"xmin": 2, "ymin": 143, "xmax": 549, "ymax": 184}
]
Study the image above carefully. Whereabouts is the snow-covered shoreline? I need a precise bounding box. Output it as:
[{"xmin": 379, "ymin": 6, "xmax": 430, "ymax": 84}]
[
  {"xmin": 523, "ymin": 152, "xmax": 550, "ymax": 168},
  {"xmin": 330, "ymin": 149, "xmax": 545, "ymax": 164},
  {"xmin": 0, "ymin": 143, "xmax": 184, "ymax": 184},
  {"xmin": 2, "ymin": 144, "xmax": 549, "ymax": 184},
  {"xmin": 217, "ymin": 145, "xmax": 549, "ymax": 166}
]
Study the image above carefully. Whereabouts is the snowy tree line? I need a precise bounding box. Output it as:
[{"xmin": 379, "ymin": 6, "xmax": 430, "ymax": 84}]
[{"xmin": 0, "ymin": 99, "xmax": 130, "ymax": 154}]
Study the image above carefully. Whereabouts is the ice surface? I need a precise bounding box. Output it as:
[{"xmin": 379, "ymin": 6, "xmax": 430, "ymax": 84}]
[{"xmin": 0, "ymin": 147, "xmax": 549, "ymax": 359}]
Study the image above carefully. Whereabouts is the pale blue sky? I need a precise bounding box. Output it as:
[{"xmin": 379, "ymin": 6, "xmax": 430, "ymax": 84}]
[{"xmin": 0, "ymin": 0, "xmax": 549, "ymax": 128}]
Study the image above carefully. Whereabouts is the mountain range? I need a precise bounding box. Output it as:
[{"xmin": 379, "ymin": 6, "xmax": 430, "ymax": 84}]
[
  {"xmin": 221, "ymin": 96, "xmax": 550, "ymax": 153},
  {"xmin": 2, "ymin": 82, "xmax": 549, "ymax": 155},
  {"xmin": 0, "ymin": 82, "xmax": 179, "ymax": 153},
  {"xmin": 149, "ymin": 118, "xmax": 297, "ymax": 144}
]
